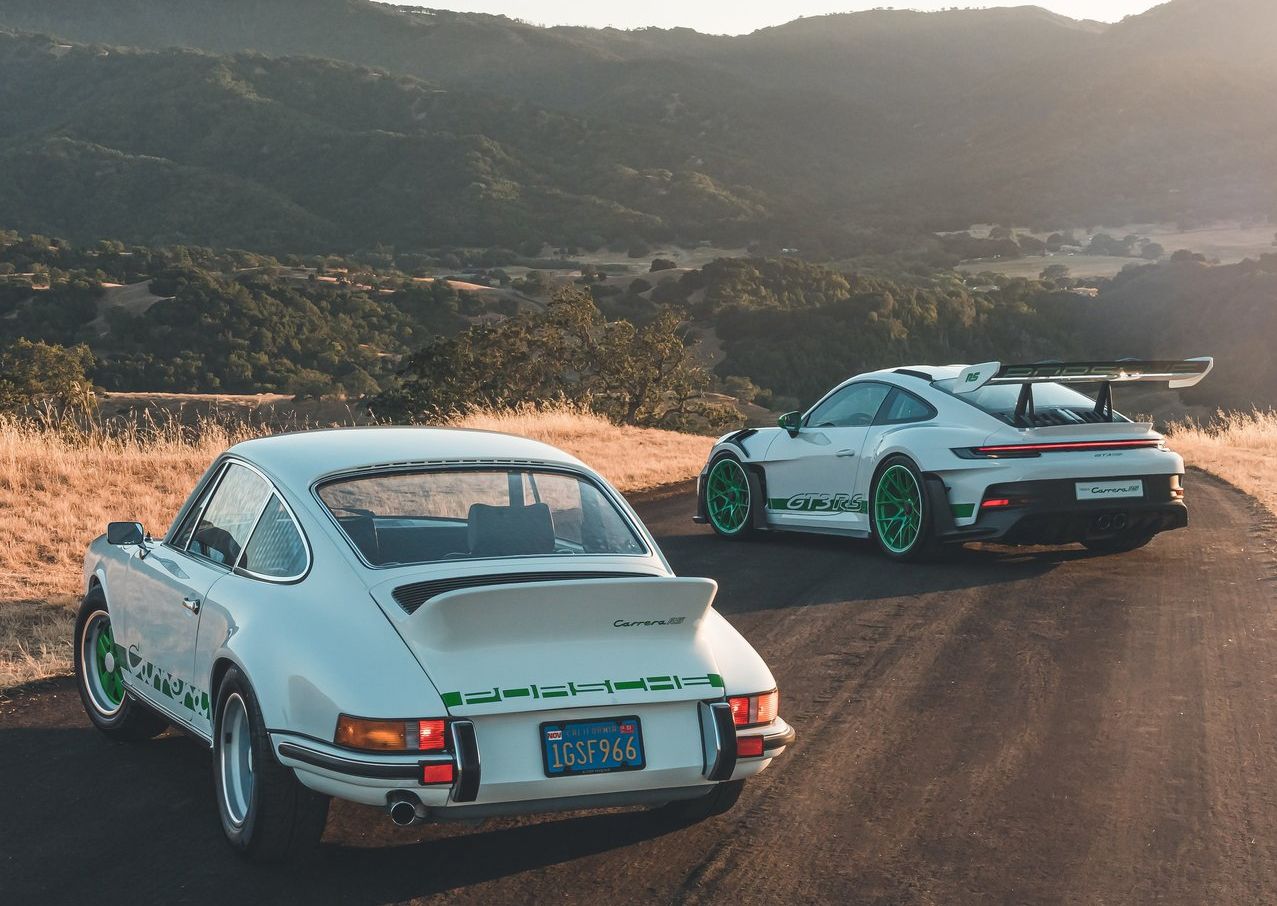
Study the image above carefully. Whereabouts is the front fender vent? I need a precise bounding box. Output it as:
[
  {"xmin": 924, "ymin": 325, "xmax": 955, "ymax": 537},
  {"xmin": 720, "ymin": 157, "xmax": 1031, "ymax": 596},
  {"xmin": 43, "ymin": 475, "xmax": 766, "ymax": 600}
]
[{"xmin": 391, "ymin": 571, "xmax": 655, "ymax": 614}]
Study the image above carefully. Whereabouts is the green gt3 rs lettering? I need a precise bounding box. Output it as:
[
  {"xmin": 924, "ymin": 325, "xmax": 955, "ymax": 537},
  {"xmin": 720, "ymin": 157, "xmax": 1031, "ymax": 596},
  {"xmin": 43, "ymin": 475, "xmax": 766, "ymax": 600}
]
[
  {"xmin": 441, "ymin": 673, "xmax": 725, "ymax": 708},
  {"xmin": 768, "ymin": 493, "xmax": 867, "ymax": 514}
]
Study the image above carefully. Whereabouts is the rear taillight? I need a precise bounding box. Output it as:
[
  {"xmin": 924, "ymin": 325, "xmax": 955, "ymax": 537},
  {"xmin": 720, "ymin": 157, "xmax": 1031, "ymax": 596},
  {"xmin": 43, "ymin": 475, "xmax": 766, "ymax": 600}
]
[
  {"xmin": 727, "ymin": 690, "xmax": 779, "ymax": 728},
  {"xmin": 737, "ymin": 735, "xmax": 765, "ymax": 758},
  {"xmin": 417, "ymin": 719, "xmax": 447, "ymax": 752},
  {"xmin": 981, "ymin": 498, "xmax": 1012, "ymax": 509},
  {"xmin": 955, "ymin": 439, "xmax": 1162, "ymax": 459},
  {"xmin": 335, "ymin": 715, "xmax": 451, "ymax": 753}
]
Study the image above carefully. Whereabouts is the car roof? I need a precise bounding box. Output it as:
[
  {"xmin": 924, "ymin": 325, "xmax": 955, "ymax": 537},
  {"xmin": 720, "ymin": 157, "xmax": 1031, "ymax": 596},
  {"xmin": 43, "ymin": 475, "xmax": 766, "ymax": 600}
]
[{"xmin": 228, "ymin": 426, "xmax": 588, "ymax": 485}]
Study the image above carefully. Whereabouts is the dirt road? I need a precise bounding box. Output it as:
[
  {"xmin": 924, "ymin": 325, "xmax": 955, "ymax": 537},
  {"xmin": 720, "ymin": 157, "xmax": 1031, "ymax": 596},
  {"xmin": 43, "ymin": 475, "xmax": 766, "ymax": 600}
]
[{"xmin": 3, "ymin": 473, "xmax": 1276, "ymax": 904}]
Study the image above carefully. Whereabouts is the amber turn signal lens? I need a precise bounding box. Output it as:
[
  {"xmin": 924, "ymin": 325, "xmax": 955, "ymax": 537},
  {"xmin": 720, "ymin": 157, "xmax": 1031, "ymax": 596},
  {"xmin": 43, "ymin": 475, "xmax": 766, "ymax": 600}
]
[
  {"xmin": 335, "ymin": 716, "xmax": 408, "ymax": 751},
  {"xmin": 755, "ymin": 689, "xmax": 779, "ymax": 725}
]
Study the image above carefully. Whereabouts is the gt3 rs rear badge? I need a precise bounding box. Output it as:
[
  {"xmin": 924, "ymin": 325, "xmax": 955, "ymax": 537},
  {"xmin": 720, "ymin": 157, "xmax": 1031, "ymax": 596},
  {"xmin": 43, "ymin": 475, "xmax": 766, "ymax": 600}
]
[{"xmin": 768, "ymin": 493, "xmax": 867, "ymax": 514}]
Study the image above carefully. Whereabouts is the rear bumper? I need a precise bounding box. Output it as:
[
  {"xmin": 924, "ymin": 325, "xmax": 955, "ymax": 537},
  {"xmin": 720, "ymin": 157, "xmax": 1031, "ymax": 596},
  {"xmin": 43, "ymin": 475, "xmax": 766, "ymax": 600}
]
[
  {"xmin": 939, "ymin": 474, "xmax": 1188, "ymax": 546},
  {"xmin": 275, "ymin": 709, "xmax": 794, "ymax": 813}
]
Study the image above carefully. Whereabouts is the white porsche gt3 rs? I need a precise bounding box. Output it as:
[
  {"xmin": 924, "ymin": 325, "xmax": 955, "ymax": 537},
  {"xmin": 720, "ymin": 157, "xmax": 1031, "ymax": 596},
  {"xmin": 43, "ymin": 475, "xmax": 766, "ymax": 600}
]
[
  {"xmin": 76, "ymin": 428, "xmax": 793, "ymax": 862},
  {"xmin": 696, "ymin": 359, "xmax": 1213, "ymax": 560}
]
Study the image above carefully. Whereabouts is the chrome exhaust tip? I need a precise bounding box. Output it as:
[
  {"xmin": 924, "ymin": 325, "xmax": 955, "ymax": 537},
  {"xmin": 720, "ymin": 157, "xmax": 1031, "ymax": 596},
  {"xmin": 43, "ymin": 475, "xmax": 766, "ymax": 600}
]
[{"xmin": 388, "ymin": 793, "xmax": 421, "ymax": 827}]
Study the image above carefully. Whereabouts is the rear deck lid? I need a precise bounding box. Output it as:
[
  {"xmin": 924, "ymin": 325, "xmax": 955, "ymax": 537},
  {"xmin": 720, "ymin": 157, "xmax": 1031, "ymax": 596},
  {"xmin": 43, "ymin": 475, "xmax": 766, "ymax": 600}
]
[{"xmin": 371, "ymin": 575, "xmax": 724, "ymax": 716}]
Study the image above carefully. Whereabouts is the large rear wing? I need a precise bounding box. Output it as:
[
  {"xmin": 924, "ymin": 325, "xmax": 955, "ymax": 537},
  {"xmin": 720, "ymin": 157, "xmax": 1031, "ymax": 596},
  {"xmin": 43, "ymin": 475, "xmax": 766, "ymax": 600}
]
[{"xmin": 954, "ymin": 357, "xmax": 1214, "ymax": 394}]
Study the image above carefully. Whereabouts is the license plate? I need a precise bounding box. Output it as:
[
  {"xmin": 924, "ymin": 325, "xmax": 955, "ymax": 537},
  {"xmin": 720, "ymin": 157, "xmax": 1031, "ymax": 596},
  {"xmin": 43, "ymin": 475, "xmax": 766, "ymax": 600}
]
[
  {"xmin": 1075, "ymin": 479, "xmax": 1144, "ymax": 501},
  {"xmin": 540, "ymin": 716, "xmax": 645, "ymax": 778}
]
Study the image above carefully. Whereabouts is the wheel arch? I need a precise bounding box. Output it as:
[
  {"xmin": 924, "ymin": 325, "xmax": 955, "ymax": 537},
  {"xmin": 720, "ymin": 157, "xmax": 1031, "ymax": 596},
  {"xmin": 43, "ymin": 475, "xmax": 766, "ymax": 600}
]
[
  {"xmin": 209, "ymin": 653, "xmax": 250, "ymax": 727},
  {"xmin": 704, "ymin": 449, "xmax": 769, "ymax": 532}
]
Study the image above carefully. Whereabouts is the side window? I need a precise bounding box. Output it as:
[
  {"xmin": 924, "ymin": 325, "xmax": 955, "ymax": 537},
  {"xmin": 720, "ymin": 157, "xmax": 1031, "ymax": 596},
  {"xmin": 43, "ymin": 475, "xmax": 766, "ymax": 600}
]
[
  {"xmin": 170, "ymin": 465, "xmax": 223, "ymax": 549},
  {"xmin": 806, "ymin": 383, "xmax": 892, "ymax": 428},
  {"xmin": 188, "ymin": 463, "xmax": 270, "ymax": 567},
  {"xmin": 240, "ymin": 495, "xmax": 307, "ymax": 579},
  {"xmin": 879, "ymin": 389, "xmax": 936, "ymax": 425}
]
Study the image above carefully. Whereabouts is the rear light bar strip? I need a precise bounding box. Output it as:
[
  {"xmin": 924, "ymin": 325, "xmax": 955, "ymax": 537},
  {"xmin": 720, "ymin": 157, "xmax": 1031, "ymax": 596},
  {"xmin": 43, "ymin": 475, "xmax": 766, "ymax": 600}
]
[
  {"xmin": 958, "ymin": 439, "xmax": 1162, "ymax": 458},
  {"xmin": 982, "ymin": 439, "xmax": 1160, "ymax": 453}
]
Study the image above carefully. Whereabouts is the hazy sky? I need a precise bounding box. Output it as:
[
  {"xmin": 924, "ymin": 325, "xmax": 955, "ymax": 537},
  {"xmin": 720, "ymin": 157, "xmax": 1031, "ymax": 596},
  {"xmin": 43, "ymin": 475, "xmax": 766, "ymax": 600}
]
[{"xmin": 403, "ymin": 2, "xmax": 1165, "ymax": 34}]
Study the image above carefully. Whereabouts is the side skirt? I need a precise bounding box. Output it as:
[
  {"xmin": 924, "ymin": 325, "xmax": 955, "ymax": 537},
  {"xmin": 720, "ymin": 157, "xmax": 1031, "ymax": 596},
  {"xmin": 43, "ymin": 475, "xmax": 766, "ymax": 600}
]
[{"xmin": 124, "ymin": 683, "xmax": 213, "ymax": 747}]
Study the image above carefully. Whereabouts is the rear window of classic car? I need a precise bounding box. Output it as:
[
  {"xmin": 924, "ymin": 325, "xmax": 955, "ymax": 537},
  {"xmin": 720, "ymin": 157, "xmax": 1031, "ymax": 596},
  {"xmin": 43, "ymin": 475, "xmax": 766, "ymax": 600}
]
[{"xmin": 317, "ymin": 468, "xmax": 648, "ymax": 566}]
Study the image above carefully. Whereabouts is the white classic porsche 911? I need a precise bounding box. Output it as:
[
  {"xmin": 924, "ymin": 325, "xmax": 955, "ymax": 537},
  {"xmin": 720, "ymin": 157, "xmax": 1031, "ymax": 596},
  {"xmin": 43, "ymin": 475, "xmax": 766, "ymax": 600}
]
[
  {"xmin": 76, "ymin": 428, "xmax": 793, "ymax": 862},
  {"xmin": 696, "ymin": 358, "xmax": 1213, "ymax": 560}
]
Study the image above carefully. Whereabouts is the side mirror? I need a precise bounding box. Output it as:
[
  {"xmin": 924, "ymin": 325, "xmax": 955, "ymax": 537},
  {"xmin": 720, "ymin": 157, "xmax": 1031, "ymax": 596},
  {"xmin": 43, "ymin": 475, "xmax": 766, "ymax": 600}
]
[
  {"xmin": 107, "ymin": 521, "xmax": 145, "ymax": 545},
  {"xmin": 778, "ymin": 411, "xmax": 802, "ymax": 437}
]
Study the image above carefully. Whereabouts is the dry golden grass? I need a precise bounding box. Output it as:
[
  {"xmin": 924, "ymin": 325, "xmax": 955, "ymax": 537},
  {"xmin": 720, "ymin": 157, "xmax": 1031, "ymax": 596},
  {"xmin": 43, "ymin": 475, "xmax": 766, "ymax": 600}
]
[
  {"xmin": 0, "ymin": 405, "xmax": 711, "ymax": 689},
  {"xmin": 451, "ymin": 403, "xmax": 713, "ymax": 494},
  {"xmin": 1168, "ymin": 411, "xmax": 1277, "ymax": 517}
]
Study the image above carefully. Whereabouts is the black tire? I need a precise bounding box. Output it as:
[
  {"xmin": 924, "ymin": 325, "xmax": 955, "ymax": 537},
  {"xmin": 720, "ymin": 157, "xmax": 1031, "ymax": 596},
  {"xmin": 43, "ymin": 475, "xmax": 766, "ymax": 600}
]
[
  {"xmin": 655, "ymin": 779, "xmax": 744, "ymax": 825},
  {"xmin": 73, "ymin": 587, "xmax": 169, "ymax": 741},
  {"xmin": 1083, "ymin": 531, "xmax": 1157, "ymax": 554},
  {"xmin": 703, "ymin": 455, "xmax": 758, "ymax": 540},
  {"xmin": 869, "ymin": 455, "xmax": 940, "ymax": 562},
  {"xmin": 213, "ymin": 667, "xmax": 329, "ymax": 863}
]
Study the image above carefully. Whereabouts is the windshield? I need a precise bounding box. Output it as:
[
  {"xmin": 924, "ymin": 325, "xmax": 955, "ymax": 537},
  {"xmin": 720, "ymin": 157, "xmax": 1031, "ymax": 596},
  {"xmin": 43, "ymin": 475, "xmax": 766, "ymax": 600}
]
[
  {"xmin": 317, "ymin": 467, "xmax": 648, "ymax": 566},
  {"xmin": 933, "ymin": 379, "xmax": 1130, "ymax": 426}
]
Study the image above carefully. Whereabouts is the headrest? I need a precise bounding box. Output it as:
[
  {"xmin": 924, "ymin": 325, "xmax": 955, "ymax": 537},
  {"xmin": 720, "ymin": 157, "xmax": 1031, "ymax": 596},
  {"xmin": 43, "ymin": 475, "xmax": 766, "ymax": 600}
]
[{"xmin": 467, "ymin": 503, "xmax": 555, "ymax": 558}]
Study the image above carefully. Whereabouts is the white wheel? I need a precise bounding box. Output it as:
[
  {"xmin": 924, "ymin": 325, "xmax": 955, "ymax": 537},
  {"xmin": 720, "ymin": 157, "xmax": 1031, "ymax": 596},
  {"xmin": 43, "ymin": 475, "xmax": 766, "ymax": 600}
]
[{"xmin": 218, "ymin": 692, "xmax": 256, "ymax": 827}]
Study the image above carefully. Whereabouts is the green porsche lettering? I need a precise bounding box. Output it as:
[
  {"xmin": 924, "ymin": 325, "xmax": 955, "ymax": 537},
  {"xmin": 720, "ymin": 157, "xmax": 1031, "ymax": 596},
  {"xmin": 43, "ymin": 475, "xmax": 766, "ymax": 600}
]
[{"xmin": 443, "ymin": 673, "xmax": 725, "ymax": 708}]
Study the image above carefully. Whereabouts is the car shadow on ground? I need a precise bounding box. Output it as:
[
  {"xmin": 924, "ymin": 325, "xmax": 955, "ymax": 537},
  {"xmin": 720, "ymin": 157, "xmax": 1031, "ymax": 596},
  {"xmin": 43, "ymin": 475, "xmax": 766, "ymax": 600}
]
[
  {"xmin": 0, "ymin": 717, "xmax": 710, "ymax": 904},
  {"xmin": 658, "ymin": 527, "xmax": 1095, "ymax": 615}
]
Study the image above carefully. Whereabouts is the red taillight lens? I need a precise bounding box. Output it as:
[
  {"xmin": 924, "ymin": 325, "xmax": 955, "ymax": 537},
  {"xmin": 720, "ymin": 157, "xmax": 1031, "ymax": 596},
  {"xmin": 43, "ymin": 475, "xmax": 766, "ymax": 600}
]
[
  {"xmin": 737, "ymin": 735, "xmax": 765, "ymax": 758},
  {"xmin": 974, "ymin": 439, "xmax": 1161, "ymax": 457},
  {"xmin": 421, "ymin": 763, "xmax": 454, "ymax": 785},
  {"xmin": 729, "ymin": 690, "xmax": 779, "ymax": 727},
  {"xmin": 417, "ymin": 719, "xmax": 447, "ymax": 752},
  {"xmin": 981, "ymin": 498, "xmax": 1012, "ymax": 509}
]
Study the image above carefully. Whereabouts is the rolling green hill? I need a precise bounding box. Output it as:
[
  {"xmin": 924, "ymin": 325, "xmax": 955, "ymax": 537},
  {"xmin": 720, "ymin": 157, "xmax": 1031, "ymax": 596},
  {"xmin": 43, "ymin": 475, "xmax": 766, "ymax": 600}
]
[{"xmin": 0, "ymin": 0, "xmax": 1274, "ymax": 250}]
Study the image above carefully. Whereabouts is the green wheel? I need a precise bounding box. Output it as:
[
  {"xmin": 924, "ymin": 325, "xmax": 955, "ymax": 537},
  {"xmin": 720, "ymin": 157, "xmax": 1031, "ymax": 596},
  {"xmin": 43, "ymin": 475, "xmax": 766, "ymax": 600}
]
[
  {"xmin": 705, "ymin": 456, "xmax": 755, "ymax": 539},
  {"xmin": 870, "ymin": 457, "xmax": 935, "ymax": 561},
  {"xmin": 73, "ymin": 586, "xmax": 169, "ymax": 740}
]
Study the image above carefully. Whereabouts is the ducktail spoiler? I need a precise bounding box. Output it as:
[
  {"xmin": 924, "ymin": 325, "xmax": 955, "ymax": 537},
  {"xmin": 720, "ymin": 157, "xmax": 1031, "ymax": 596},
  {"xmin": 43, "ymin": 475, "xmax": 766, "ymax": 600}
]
[{"xmin": 955, "ymin": 357, "xmax": 1213, "ymax": 394}]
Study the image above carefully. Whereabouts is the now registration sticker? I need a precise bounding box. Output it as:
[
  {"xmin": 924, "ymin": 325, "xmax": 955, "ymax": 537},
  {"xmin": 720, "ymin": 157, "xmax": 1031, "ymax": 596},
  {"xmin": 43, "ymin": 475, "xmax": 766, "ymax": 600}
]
[{"xmin": 1075, "ymin": 479, "xmax": 1144, "ymax": 501}]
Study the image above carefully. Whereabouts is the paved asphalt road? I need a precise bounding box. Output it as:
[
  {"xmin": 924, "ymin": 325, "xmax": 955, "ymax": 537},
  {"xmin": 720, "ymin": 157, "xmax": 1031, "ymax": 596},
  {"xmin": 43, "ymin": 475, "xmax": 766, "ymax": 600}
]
[{"xmin": 3, "ymin": 472, "xmax": 1277, "ymax": 904}]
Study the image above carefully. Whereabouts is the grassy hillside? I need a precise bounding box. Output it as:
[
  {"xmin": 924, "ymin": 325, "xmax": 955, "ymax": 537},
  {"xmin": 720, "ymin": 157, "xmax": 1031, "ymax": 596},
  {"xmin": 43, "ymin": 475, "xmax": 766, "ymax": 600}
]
[
  {"xmin": 0, "ymin": 1, "xmax": 1275, "ymax": 249},
  {"xmin": 0, "ymin": 30, "xmax": 769, "ymax": 250}
]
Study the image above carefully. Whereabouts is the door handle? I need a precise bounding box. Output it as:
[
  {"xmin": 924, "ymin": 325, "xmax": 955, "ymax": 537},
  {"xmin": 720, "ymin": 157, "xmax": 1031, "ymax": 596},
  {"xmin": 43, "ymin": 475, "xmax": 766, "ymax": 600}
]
[
  {"xmin": 836, "ymin": 449, "xmax": 857, "ymax": 458},
  {"xmin": 182, "ymin": 597, "xmax": 202, "ymax": 615}
]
